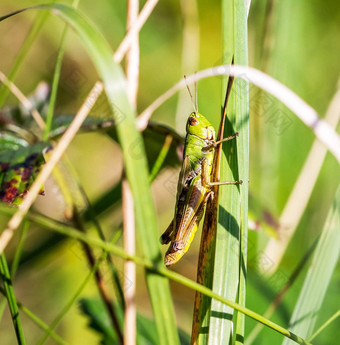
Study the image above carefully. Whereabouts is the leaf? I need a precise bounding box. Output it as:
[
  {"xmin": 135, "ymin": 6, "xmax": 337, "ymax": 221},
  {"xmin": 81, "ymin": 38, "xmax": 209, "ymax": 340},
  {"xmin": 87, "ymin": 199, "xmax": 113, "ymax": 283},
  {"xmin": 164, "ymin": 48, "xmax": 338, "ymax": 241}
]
[
  {"xmin": 0, "ymin": 142, "xmax": 50, "ymax": 205},
  {"xmin": 79, "ymin": 298, "xmax": 117, "ymax": 345}
]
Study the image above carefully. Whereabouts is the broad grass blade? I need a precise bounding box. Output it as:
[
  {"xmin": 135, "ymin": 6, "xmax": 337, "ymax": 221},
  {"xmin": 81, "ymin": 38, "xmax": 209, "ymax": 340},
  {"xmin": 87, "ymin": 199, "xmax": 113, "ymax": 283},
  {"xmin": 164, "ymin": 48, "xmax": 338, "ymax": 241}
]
[{"xmin": 282, "ymin": 184, "xmax": 340, "ymax": 344}]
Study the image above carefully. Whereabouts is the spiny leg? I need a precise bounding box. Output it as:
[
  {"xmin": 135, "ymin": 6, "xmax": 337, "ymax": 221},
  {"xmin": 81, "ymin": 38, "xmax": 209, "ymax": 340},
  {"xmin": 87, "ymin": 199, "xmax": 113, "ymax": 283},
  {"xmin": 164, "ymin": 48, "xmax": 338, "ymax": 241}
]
[{"xmin": 201, "ymin": 157, "xmax": 243, "ymax": 187}]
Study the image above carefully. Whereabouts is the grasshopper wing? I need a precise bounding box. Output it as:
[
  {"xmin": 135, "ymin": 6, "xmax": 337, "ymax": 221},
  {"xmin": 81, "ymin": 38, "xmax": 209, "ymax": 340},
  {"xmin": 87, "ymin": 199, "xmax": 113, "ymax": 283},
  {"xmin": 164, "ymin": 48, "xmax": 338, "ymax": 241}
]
[
  {"xmin": 160, "ymin": 155, "xmax": 192, "ymax": 245},
  {"xmin": 176, "ymin": 155, "xmax": 192, "ymax": 201},
  {"xmin": 164, "ymin": 180, "xmax": 212, "ymax": 266}
]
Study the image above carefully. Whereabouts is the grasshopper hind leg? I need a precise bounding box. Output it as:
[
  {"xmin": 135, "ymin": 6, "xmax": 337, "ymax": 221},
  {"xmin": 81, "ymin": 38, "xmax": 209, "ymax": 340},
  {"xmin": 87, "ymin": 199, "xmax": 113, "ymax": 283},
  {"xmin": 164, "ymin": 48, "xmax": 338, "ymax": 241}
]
[
  {"xmin": 201, "ymin": 157, "xmax": 243, "ymax": 187},
  {"xmin": 164, "ymin": 190, "xmax": 214, "ymax": 267}
]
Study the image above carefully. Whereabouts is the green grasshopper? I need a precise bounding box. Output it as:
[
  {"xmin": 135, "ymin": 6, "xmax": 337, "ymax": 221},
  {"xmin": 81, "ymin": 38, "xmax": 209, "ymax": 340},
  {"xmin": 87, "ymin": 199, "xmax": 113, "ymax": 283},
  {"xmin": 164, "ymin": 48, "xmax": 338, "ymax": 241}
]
[{"xmin": 160, "ymin": 92, "xmax": 242, "ymax": 266}]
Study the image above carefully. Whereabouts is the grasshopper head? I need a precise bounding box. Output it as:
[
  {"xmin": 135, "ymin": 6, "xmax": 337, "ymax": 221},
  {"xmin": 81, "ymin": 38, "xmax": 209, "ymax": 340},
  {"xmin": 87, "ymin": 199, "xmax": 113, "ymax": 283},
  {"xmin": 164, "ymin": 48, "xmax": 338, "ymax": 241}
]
[{"xmin": 186, "ymin": 112, "xmax": 215, "ymax": 141}]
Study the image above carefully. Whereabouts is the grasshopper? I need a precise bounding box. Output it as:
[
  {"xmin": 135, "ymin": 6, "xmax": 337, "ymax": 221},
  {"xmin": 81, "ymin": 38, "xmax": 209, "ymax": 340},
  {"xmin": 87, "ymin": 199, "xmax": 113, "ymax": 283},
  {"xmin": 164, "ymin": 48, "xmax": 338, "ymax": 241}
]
[{"xmin": 160, "ymin": 105, "xmax": 242, "ymax": 266}]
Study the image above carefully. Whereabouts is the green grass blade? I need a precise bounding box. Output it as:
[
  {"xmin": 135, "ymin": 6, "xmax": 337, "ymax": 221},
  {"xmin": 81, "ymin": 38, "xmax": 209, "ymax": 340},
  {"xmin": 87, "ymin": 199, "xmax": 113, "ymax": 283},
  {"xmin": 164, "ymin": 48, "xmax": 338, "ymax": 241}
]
[
  {"xmin": 0, "ymin": 4, "xmax": 179, "ymax": 344},
  {"xmin": 208, "ymin": 0, "xmax": 249, "ymax": 344},
  {"xmin": 206, "ymin": 0, "xmax": 237, "ymax": 341},
  {"xmin": 282, "ymin": 184, "xmax": 340, "ymax": 344},
  {"xmin": 233, "ymin": 1, "xmax": 249, "ymax": 344},
  {"xmin": 0, "ymin": 221, "xmax": 29, "ymax": 321},
  {"xmin": 9, "ymin": 221, "xmax": 29, "ymax": 278},
  {"xmin": 0, "ymin": 253, "xmax": 26, "ymax": 345}
]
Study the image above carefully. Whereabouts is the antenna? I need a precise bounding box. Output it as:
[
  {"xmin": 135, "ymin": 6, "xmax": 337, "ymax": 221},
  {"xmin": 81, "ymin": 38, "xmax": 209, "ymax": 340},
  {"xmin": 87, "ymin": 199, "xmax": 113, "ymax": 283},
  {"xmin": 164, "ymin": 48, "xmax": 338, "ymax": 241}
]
[
  {"xmin": 194, "ymin": 77, "xmax": 198, "ymax": 113},
  {"xmin": 184, "ymin": 75, "xmax": 198, "ymax": 113}
]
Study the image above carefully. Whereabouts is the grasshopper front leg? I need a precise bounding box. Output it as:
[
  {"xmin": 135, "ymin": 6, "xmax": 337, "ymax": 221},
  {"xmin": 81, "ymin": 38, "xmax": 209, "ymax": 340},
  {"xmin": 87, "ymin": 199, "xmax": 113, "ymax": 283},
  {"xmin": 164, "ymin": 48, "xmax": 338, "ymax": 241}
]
[
  {"xmin": 203, "ymin": 132, "xmax": 239, "ymax": 152},
  {"xmin": 201, "ymin": 157, "xmax": 243, "ymax": 187}
]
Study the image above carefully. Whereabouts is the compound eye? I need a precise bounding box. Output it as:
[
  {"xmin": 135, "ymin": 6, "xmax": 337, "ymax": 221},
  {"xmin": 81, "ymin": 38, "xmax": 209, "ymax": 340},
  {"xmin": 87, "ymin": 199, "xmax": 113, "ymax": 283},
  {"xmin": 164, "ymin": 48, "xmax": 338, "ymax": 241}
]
[{"xmin": 189, "ymin": 117, "xmax": 199, "ymax": 126}]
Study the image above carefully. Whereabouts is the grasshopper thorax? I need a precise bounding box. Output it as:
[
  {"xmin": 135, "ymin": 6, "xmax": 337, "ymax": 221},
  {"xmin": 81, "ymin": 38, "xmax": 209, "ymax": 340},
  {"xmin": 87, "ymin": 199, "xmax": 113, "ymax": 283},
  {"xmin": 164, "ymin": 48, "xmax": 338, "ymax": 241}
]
[{"xmin": 186, "ymin": 112, "xmax": 216, "ymax": 141}]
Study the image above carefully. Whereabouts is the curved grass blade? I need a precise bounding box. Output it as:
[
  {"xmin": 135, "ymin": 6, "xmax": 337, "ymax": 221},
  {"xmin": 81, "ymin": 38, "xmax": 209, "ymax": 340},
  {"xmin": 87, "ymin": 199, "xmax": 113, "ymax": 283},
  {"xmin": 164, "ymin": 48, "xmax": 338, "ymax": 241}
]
[{"xmin": 0, "ymin": 5, "xmax": 179, "ymax": 344}]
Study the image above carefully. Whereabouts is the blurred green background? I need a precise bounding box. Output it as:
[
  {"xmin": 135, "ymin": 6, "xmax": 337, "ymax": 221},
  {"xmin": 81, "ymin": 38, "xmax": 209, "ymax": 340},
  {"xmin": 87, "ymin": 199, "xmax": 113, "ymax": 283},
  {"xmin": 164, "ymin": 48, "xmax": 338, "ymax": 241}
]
[{"xmin": 0, "ymin": 0, "xmax": 339, "ymax": 344}]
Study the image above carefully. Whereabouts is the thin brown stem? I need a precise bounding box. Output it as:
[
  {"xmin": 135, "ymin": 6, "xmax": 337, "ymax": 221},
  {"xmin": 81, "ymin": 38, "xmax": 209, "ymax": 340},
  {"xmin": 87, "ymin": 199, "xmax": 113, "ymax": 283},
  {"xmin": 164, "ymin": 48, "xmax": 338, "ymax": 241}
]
[{"xmin": 72, "ymin": 207, "xmax": 124, "ymax": 345}]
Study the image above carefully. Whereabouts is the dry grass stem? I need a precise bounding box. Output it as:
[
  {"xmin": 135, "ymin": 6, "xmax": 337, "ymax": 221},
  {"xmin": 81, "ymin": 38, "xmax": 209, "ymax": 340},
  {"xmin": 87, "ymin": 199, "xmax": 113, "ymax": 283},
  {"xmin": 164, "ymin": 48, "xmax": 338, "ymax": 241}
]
[
  {"xmin": 123, "ymin": 0, "xmax": 140, "ymax": 343},
  {"xmin": 114, "ymin": 0, "xmax": 159, "ymax": 63},
  {"xmin": 123, "ymin": 180, "xmax": 136, "ymax": 345},
  {"xmin": 137, "ymin": 65, "xmax": 340, "ymax": 162}
]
